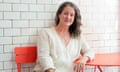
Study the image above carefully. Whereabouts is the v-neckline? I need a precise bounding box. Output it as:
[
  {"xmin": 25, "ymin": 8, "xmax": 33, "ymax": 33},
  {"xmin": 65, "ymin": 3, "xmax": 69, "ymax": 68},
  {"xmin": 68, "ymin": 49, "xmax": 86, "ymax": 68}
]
[{"xmin": 52, "ymin": 27, "xmax": 72, "ymax": 48}]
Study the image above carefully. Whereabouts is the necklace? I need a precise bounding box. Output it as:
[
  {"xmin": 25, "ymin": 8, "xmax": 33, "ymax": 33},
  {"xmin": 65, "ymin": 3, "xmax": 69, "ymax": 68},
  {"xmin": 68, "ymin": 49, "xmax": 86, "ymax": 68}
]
[
  {"xmin": 61, "ymin": 33, "xmax": 70, "ymax": 46},
  {"xmin": 55, "ymin": 27, "xmax": 70, "ymax": 46}
]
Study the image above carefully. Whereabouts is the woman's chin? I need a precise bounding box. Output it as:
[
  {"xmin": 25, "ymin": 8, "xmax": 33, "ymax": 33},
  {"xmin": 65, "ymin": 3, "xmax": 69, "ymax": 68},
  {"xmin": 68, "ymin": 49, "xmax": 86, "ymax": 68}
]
[
  {"xmin": 66, "ymin": 23, "xmax": 72, "ymax": 26},
  {"xmin": 63, "ymin": 22, "xmax": 72, "ymax": 25}
]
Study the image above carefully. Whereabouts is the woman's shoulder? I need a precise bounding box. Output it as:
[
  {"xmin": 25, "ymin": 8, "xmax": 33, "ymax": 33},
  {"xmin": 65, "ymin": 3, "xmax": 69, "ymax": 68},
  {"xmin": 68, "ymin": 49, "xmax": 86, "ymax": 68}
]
[
  {"xmin": 38, "ymin": 27, "xmax": 54, "ymax": 35},
  {"xmin": 75, "ymin": 34, "xmax": 86, "ymax": 42}
]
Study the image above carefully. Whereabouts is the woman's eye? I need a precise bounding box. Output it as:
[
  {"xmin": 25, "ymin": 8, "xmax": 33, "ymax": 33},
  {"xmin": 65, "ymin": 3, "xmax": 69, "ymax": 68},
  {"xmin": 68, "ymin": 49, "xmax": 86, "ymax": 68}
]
[
  {"xmin": 63, "ymin": 12, "xmax": 75, "ymax": 17},
  {"xmin": 70, "ymin": 13, "xmax": 75, "ymax": 17},
  {"xmin": 64, "ymin": 12, "xmax": 68, "ymax": 15},
  {"xmin": 70, "ymin": 14, "xmax": 73, "ymax": 17}
]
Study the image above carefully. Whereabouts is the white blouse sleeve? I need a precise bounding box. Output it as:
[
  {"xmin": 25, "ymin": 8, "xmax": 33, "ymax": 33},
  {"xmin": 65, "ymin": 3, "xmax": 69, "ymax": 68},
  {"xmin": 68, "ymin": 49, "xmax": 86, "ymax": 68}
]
[
  {"xmin": 37, "ymin": 29, "xmax": 55, "ymax": 71},
  {"xmin": 80, "ymin": 36, "xmax": 95, "ymax": 60}
]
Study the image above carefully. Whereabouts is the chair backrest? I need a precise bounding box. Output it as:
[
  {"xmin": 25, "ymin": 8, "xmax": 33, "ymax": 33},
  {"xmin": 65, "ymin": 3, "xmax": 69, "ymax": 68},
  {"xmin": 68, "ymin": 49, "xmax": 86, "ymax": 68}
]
[{"xmin": 14, "ymin": 46, "xmax": 37, "ymax": 64}]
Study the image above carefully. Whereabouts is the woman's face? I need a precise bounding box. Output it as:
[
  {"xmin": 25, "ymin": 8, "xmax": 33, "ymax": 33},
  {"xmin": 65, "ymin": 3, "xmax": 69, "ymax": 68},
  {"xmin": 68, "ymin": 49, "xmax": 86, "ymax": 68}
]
[{"xmin": 58, "ymin": 5, "xmax": 75, "ymax": 27}]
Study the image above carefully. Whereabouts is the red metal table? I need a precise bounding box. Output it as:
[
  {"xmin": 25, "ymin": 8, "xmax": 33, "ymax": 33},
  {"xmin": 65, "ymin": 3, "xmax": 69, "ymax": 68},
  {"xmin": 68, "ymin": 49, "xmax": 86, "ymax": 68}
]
[{"xmin": 74, "ymin": 53, "xmax": 120, "ymax": 72}]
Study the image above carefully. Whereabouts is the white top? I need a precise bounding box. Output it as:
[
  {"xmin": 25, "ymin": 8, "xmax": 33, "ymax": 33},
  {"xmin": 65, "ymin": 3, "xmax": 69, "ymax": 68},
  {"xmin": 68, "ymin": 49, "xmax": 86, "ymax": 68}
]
[{"xmin": 33, "ymin": 27, "xmax": 94, "ymax": 72}]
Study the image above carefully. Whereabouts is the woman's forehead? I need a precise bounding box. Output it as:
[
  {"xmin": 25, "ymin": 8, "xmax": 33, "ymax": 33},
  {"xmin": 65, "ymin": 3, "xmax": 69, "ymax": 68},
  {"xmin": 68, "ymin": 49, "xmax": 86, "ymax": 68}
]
[{"xmin": 62, "ymin": 6, "xmax": 75, "ymax": 13}]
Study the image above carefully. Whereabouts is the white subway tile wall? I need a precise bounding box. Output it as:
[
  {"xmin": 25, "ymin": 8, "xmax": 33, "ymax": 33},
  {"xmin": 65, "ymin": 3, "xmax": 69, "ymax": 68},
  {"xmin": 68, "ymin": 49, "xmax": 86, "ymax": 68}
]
[
  {"xmin": 0, "ymin": 45, "xmax": 3, "ymax": 53},
  {"xmin": 3, "ymin": 0, "xmax": 20, "ymax": 3},
  {"xmin": 0, "ymin": 0, "xmax": 120, "ymax": 72}
]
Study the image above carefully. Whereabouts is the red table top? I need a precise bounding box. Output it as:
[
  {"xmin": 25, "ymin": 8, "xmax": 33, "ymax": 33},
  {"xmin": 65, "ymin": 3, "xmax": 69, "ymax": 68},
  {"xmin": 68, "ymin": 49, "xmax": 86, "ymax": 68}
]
[{"xmin": 86, "ymin": 53, "xmax": 120, "ymax": 66}]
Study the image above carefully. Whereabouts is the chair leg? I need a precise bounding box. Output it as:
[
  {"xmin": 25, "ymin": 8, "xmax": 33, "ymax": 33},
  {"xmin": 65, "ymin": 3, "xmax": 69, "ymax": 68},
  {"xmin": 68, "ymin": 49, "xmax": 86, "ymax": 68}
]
[{"xmin": 17, "ymin": 64, "xmax": 21, "ymax": 72}]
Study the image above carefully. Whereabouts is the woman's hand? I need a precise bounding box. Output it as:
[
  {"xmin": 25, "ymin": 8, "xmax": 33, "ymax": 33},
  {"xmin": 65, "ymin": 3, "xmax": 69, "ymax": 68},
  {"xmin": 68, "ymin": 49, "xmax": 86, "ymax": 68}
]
[
  {"xmin": 78, "ymin": 56, "xmax": 88, "ymax": 69},
  {"xmin": 45, "ymin": 68, "xmax": 55, "ymax": 72},
  {"xmin": 74, "ymin": 56, "xmax": 89, "ymax": 72}
]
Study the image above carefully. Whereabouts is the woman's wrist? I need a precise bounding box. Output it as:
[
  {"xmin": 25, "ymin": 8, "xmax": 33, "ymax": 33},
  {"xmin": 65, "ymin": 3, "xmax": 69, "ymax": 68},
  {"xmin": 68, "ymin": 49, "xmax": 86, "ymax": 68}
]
[{"xmin": 83, "ymin": 56, "xmax": 90, "ymax": 62}]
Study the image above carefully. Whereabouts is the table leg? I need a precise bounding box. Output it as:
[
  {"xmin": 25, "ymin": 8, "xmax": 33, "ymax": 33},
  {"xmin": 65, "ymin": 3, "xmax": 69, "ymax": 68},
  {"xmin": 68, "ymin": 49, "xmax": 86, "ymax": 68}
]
[
  {"xmin": 94, "ymin": 66, "xmax": 96, "ymax": 72},
  {"xmin": 97, "ymin": 66, "xmax": 103, "ymax": 72}
]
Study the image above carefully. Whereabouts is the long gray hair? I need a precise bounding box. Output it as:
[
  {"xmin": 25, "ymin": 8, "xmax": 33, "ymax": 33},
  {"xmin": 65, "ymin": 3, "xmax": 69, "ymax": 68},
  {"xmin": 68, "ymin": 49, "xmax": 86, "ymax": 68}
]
[{"xmin": 55, "ymin": 1, "xmax": 82, "ymax": 38}]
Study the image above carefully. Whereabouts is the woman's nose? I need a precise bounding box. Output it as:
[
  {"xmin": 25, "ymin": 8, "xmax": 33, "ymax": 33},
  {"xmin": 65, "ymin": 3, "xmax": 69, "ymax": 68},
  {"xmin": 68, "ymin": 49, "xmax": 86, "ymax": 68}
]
[{"xmin": 66, "ymin": 15, "xmax": 71, "ymax": 19}]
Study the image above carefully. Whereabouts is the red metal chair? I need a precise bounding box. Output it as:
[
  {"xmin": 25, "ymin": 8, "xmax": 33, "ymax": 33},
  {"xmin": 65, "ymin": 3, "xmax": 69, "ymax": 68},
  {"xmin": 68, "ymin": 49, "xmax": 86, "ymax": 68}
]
[{"xmin": 14, "ymin": 46, "xmax": 37, "ymax": 72}]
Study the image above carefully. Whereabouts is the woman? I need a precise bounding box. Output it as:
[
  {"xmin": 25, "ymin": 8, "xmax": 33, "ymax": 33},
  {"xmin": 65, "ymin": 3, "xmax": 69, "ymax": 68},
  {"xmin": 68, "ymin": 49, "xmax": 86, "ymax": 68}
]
[{"xmin": 33, "ymin": 1, "xmax": 94, "ymax": 72}]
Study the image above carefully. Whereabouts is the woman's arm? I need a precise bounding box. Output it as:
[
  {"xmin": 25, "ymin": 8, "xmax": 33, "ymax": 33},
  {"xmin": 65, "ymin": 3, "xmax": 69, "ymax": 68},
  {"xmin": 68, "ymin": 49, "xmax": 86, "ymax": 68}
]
[
  {"xmin": 75, "ymin": 36, "xmax": 95, "ymax": 70},
  {"xmin": 37, "ymin": 29, "xmax": 55, "ymax": 72},
  {"xmin": 80, "ymin": 36, "xmax": 95, "ymax": 61}
]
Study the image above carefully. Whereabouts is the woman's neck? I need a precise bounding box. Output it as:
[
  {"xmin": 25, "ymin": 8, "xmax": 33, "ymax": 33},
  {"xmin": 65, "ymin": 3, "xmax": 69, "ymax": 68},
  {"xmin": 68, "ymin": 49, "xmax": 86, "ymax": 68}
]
[
  {"xmin": 55, "ymin": 23, "xmax": 69, "ymax": 34},
  {"xmin": 55, "ymin": 23, "xmax": 71, "ymax": 46}
]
